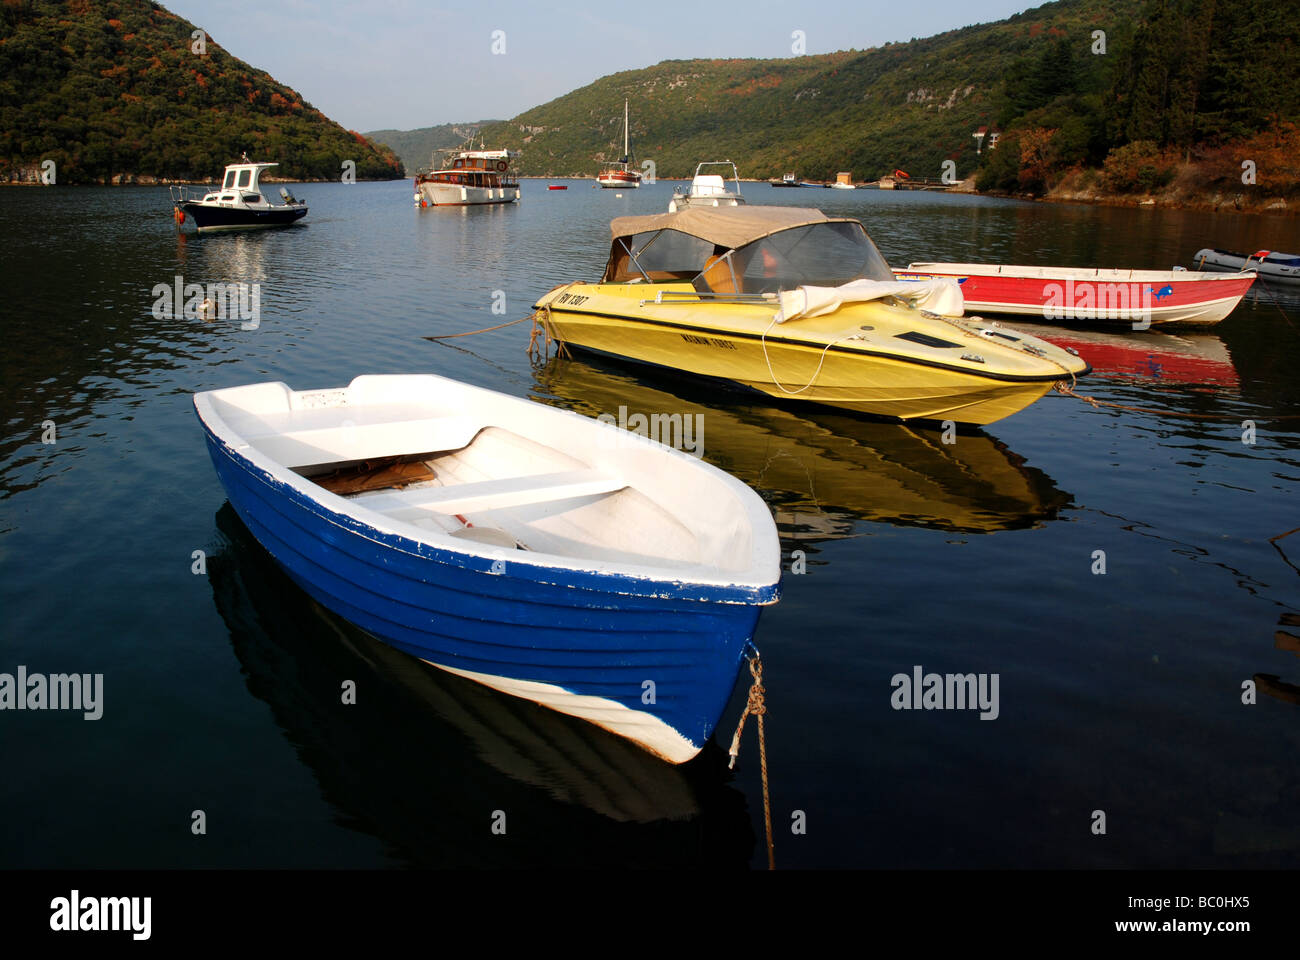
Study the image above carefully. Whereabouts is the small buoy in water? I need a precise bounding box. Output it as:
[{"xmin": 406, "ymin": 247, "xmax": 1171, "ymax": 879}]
[
  {"xmin": 200, "ymin": 297, "xmax": 216, "ymax": 322},
  {"xmin": 420, "ymin": 200, "xmax": 427, "ymax": 208},
  {"xmin": 615, "ymin": 193, "xmax": 623, "ymax": 198},
  {"xmin": 173, "ymin": 207, "xmax": 185, "ymax": 224}
]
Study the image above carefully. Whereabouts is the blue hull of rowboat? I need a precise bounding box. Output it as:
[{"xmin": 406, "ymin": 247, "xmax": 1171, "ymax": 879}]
[{"xmin": 198, "ymin": 418, "xmax": 779, "ymax": 763}]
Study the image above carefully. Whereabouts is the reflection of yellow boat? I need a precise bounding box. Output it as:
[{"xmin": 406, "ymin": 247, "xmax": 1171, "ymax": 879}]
[
  {"xmin": 531, "ymin": 357, "xmax": 1070, "ymax": 537},
  {"xmin": 533, "ymin": 206, "xmax": 1089, "ymax": 426}
]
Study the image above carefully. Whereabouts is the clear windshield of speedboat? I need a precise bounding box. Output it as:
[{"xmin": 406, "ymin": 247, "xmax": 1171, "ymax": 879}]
[
  {"xmin": 608, "ymin": 229, "xmax": 716, "ymax": 282},
  {"xmin": 695, "ymin": 222, "xmax": 894, "ymax": 294}
]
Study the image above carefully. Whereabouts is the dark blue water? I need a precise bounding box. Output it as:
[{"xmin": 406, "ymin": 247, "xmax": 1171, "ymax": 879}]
[{"xmin": 1, "ymin": 180, "xmax": 1297, "ymax": 868}]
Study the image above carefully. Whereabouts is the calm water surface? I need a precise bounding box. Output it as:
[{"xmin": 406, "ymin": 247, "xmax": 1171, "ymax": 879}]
[{"xmin": 1, "ymin": 181, "xmax": 1297, "ymax": 868}]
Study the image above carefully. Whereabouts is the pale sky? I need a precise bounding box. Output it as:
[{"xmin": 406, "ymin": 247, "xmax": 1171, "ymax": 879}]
[{"xmin": 163, "ymin": 0, "xmax": 1039, "ymax": 131}]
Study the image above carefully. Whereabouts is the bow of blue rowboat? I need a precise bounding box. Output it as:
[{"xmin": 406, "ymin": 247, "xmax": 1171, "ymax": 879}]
[{"xmin": 194, "ymin": 374, "xmax": 782, "ymax": 763}]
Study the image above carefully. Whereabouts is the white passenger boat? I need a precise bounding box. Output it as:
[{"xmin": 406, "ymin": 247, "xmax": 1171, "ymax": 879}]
[{"xmin": 415, "ymin": 148, "xmax": 520, "ymax": 207}]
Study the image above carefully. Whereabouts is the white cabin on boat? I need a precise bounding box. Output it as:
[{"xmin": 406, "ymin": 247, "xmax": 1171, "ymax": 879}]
[
  {"xmin": 668, "ymin": 161, "xmax": 746, "ymax": 213},
  {"xmin": 200, "ymin": 159, "xmax": 284, "ymax": 207},
  {"xmin": 415, "ymin": 147, "xmax": 520, "ymax": 206}
]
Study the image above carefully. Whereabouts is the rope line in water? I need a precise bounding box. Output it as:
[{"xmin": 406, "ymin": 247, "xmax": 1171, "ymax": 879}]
[
  {"xmin": 424, "ymin": 314, "xmax": 533, "ymax": 340},
  {"xmin": 1053, "ymin": 380, "xmax": 1300, "ymax": 420},
  {"xmin": 728, "ymin": 652, "xmax": 775, "ymax": 871},
  {"xmin": 422, "ymin": 308, "xmax": 572, "ymax": 363}
]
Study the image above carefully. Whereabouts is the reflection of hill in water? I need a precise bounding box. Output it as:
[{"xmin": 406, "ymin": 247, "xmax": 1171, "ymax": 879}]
[
  {"xmin": 532, "ymin": 356, "xmax": 1071, "ymax": 540},
  {"xmin": 208, "ymin": 505, "xmax": 754, "ymax": 868}
]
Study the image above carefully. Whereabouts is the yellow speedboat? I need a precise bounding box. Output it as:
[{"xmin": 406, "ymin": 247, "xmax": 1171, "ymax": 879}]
[{"xmin": 533, "ymin": 206, "xmax": 1090, "ymax": 425}]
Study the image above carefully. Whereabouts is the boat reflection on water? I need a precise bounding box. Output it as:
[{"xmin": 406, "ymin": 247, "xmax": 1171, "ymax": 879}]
[
  {"xmin": 207, "ymin": 504, "xmax": 755, "ymax": 867},
  {"xmin": 530, "ymin": 356, "xmax": 1072, "ymax": 543},
  {"xmin": 1258, "ymin": 612, "xmax": 1300, "ymax": 708},
  {"xmin": 1008, "ymin": 322, "xmax": 1239, "ymax": 388}
]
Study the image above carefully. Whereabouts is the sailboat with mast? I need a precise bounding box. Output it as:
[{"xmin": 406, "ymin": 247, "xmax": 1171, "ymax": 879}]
[{"xmin": 597, "ymin": 99, "xmax": 642, "ymax": 189}]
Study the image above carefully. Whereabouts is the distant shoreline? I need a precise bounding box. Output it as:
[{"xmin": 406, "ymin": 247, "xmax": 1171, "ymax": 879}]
[
  {"xmin": 987, "ymin": 186, "xmax": 1295, "ymax": 217},
  {"xmin": 0, "ymin": 175, "xmax": 406, "ymax": 186},
  {"xmin": 4, "ymin": 173, "xmax": 1293, "ymax": 216}
]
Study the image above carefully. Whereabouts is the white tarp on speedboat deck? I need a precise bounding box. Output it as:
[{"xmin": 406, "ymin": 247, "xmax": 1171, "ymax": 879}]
[{"xmin": 775, "ymin": 278, "xmax": 964, "ymax": 323}]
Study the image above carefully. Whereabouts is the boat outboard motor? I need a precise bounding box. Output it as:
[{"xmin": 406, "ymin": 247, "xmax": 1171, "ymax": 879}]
[{"xmin": 279, "ymin": 186, "xmax": 297, "ymax": 204}]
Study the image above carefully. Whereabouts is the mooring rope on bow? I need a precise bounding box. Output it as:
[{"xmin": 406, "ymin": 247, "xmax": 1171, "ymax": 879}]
[
  {"xmin": 728, "ymin": 650, "xmax": 775, "ymax": 870},
  {"xmin": 527, "ymin": 303, "xmax": 570, "ymax": 363}
]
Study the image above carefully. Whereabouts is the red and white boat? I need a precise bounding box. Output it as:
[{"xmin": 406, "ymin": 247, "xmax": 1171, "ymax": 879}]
[
  {"xmin": 596, "ymin": 99, "xmax": 642, "ymax": 189},
  {"xmin": 414, "ymin": 147, "xmax": 520, "ymax": 207},
  {"xmin": 894, "ymin": 263, "xmax": 1256, "ymax": 328}
]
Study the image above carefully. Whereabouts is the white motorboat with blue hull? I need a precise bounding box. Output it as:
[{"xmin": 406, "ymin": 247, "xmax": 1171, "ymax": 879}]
[
  {"xmin": 194, "ymin": 375, "xmax": 781, "ymax": 763},
  {"xmin": 171, "ymin": 157, "xmax": 307, "ymax": 232}
]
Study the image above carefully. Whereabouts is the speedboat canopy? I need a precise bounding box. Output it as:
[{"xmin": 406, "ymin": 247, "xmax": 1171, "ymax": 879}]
[{"xmin": 603, "ymin": 206, "xmax": 894, "ymax": 293}]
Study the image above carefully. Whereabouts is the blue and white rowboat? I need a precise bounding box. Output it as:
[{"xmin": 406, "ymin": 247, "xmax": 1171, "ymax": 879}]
[{"xmin": 194, "ymin": 374, "xmax": 782, "ymax": 763}]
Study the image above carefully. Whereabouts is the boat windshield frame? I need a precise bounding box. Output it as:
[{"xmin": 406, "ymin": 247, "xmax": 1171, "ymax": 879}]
[
  {"xmin": 683, "ymin": 161, "xmax": 743, "ymax": 199},
  {"xmin": 603, "ymin": 220, "xmax": 895, "ymax": 292}
]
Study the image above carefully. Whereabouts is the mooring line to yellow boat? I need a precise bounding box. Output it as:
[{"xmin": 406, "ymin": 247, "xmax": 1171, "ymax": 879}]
[
  {"xmin": 424, "ymin": 314, "xmax": 534, "ymax": 340},
  {"xmin": 728, "ymin": 650, "xmax": 775, "ymax": 870},
  {"xmin": 418, "ymin": 305, "xmax": 572, "ymax": 364}
]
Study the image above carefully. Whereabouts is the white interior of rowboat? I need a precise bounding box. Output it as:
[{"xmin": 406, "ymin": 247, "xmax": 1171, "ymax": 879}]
[{"xmin": 197, "ymin": 376, "xmax": 774, "ymax": 586}]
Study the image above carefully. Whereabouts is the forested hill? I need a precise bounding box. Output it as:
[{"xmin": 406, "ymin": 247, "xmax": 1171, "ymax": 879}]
[
  {"xmin": 0, "ymin": 0, "xmax": 403, "ymax": 183},
  {"xmin": 477, "ymin": 0, "xmax": 1134, "ymax": 180},
  {"xmin": 477, "ymin": 0, "xmax": 1297, "ymax": 201},
  {"xmin": 364, "ymin": 122, "xmax": 500, "ymax": 176}
]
